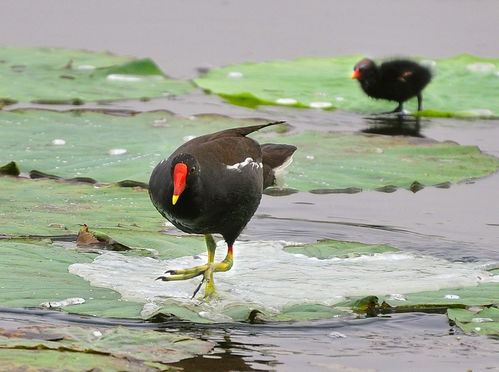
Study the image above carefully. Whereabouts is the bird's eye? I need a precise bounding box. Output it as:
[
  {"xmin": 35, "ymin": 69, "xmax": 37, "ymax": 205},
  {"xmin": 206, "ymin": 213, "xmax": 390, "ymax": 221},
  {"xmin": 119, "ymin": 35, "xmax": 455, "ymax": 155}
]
[{"xmin": 190, "ymin": 167, "xmax": 196, "ymax": 174}]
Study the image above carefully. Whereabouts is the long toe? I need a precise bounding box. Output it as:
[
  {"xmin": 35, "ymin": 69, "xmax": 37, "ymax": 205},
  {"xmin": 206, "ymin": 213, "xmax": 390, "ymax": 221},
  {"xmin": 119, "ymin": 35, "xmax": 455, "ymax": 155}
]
[
  {"xmin": 163, "ymin": 263, "xmax": 210, "ymax": 276},
  {"xmin": 156, "ymin": 266, "xmax": 208, "ymax": 281},
  {"xmin": 157, "ymin": 272, "xmax": 201, "ymax": 281}
]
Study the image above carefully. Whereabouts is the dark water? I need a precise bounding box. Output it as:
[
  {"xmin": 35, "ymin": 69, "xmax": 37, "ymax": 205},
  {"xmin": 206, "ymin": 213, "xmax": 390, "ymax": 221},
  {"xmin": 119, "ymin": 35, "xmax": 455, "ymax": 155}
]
[
  {"xmin": 1, "ymin": 1, "xmax": 499, "ymax": 370},
  {"xmin": 2, "ymin": 306, "xmax": 499, "ymax": 371}
]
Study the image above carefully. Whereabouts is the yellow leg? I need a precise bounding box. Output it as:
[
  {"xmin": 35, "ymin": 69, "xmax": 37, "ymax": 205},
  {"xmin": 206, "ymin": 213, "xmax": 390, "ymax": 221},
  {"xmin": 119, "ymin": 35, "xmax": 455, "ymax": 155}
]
[{"xmin": 156, "ymin": 234, "xmax": 234, "ymax": 300}]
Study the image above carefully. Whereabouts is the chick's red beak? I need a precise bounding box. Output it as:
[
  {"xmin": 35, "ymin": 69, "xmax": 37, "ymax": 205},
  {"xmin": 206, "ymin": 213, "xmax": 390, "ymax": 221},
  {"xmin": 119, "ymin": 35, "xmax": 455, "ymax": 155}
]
[
  {"xmin": 172, "ymin": 163, "xmax": 188, "ymax": 205},
  {"xmin": 351, "ymin": 68, "xmax": 361, "ymax": 79}
]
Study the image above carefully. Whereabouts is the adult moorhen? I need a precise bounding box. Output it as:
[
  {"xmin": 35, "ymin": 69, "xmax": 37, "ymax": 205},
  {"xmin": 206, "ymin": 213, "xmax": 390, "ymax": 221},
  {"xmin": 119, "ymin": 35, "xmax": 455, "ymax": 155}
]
[
  {"xmin": 149, "ymin": 121, "xmax": 296, "ymax": 299},
  {"xmin": 351, "ymin": 58, "xmax": 432, "ymax": 113}
]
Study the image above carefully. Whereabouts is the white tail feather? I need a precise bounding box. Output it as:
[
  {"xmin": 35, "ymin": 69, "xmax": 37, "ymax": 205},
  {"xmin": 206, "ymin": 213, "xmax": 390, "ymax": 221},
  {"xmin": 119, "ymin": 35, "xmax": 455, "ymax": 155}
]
[{"xmin": 273, "ymin": 154, "xmax": 294, "ymax": 187}]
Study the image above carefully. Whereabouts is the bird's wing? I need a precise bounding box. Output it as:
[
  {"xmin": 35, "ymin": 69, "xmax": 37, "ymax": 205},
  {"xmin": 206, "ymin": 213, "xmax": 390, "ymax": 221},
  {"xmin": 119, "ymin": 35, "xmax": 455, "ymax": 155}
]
[
  {"xmin": 173, "ymin": 121, "xmax": 287, "ymax": 168},
  {"xmin": 194, "ymin": 136, "xmax": 262, "ymax": 167},
  {"xmin": 397, "ymin": 70, "xmax": 414, "ymax": 83}
]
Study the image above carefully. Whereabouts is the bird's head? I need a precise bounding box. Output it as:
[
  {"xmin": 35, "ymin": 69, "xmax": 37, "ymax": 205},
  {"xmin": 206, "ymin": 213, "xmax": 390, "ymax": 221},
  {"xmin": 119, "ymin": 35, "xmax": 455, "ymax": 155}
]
[
  {"xmin": 351, "ymin": 58, "xmax": 375, "ymax": 80},
  {"xmin": 170, "ymin": 153, "xmax": 200, "ymax": 205}
]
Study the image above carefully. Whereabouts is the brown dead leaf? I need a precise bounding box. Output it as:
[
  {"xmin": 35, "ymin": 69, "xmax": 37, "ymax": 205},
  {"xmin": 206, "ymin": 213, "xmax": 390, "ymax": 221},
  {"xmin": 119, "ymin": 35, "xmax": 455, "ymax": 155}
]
[{"xmin": 76, "ymin": 224, "xmax": 101, "ymax": 246}]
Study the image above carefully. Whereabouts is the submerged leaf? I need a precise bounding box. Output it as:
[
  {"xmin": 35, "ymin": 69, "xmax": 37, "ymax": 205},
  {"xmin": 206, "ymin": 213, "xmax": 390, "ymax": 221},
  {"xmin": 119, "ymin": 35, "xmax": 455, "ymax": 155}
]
[{"xmin": 284, "ymin": 239, "xmax": 398, "ymax": 259}]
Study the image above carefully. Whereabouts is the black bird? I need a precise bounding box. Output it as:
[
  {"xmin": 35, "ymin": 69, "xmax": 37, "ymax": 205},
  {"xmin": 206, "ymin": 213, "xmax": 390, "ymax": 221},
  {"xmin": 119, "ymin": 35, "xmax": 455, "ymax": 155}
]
[
  {"xmin": 352, "ymin": 58, "xmax": 432, "ymax": 113},
  {"xmin": 149, "ymin": 121, "xmax": 296, "ymax": 299}
]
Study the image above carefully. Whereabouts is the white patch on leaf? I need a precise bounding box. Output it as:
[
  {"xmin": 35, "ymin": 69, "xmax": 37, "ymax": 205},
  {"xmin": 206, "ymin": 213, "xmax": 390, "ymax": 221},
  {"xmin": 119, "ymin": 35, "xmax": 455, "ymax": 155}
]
[
  {"xmin": 108, "ymin": 148, "xmax": 127, "ymax": 156},
  {"xmin": 227, "ymin": 71, "xmax": 243, "ymax": 78},
  {"xmin": 309, "ymin": 101, "xmax": 332, "ymax": 109},
  {"xmin": 40, "ymin": 297, "xmax": 85, "ymax": 308},
  {"xmin": 466, "ymin": 63, "xmax": 495, "ymax": 73},
  {"xmin": 276, "ymin": 98, "xmax": 297, "ymax": 105},
  {"xmin": 51, "ymin": 139, "xmax": 66, "ymax": 146}
]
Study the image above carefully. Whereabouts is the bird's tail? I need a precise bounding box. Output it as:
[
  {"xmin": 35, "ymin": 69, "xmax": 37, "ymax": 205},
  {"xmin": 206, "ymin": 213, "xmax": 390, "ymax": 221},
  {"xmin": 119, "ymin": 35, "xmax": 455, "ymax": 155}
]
[
  {"xmin": 231, "ymin": 120, "xmax": 287, "ymax": 137},
  {"xmin": 261, "ymin": 143, "xmax": 297, "ymax": 188}
]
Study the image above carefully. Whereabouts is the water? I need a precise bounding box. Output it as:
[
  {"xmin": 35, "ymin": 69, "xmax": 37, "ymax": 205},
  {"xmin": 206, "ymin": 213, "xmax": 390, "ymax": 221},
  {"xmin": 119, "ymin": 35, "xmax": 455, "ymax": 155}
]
[
  {"xmin": 2, "ymin": 1, "xmax": 499, "ymax": 370},
  {"xmin": 1, "ymin": 307, "xmax": 498, "ymax": 371}
]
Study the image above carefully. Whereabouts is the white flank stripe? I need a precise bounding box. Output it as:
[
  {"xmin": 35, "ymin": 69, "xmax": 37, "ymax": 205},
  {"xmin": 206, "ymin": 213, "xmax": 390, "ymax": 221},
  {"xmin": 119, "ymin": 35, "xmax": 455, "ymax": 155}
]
[{"xmin": 226, "ymin": 157, "xmax": 262, "ymax": 171}]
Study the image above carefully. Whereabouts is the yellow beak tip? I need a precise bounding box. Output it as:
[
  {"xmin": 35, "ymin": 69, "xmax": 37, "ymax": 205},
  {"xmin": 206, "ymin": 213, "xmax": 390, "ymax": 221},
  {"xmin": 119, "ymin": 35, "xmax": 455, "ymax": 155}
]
[{"xmin": 172, "ymin": 195, "xmax": 179, "ymax": 205}]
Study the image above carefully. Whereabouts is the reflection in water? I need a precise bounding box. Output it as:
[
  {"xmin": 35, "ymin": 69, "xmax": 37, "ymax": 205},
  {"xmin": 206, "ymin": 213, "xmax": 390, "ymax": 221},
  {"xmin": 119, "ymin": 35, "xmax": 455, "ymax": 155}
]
[
  {"xmin": 361, "ymin": 114, "xmax": 424, "ymax": 137},
  {"xmin": 170, "ymin": 333, "xmax": 277, "ymax": 371},
  {"xmin": 2, "ymin": 307, "xmax": 499, "ymax": 372}
]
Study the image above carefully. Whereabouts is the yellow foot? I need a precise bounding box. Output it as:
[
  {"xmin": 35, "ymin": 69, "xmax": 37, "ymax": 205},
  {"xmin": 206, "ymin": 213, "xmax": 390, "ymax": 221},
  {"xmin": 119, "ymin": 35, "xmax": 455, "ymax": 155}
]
[
  {"xmin": 156, "ymin": 260, "xmax": 232, "ymax": 282},
  {"xmin": 156, "ymin": 263, "xmax": 210, "ymax": 281},
  {"xmin": 156, "ymin": 258, "xmax": 233, "ymax": 300},
  {"xmin": 156, "ymin": 234, "xmax": 234, "ymax": 300},
  {"xmin": 192, "ymin": 267, "xmax": 220, "ymax": 300}
]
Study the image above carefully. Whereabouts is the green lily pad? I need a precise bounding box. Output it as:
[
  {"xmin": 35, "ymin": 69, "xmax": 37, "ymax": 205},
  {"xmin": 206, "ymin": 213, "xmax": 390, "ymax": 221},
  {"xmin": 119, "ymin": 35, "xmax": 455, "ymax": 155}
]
[
  {"xmin": 380, "ymin": 282, "xmax": 499, "ymax": 308},
  {"xmin": 0, "ymin": 109, "xmax": 265, "ymax": 184},
  {"xmin": 335, "ymin": 281, "xmax": 499, "ymax": 333},
  {"xmin": 0, "ymin": 177, "xmax": 206, "ymax": 259},
  {"xmin": 0, "ymin": 325, "xmax": 213, "ymax": 369},
  {"xmin": 271, "ymin": 131, "xmax": 499, "ymax": 191},
  {"xmin": 283, "ymin": 239, "xmax": 398, "ymax": 259},
  {"xmin": 447, "ymin": 307, "xmax": 499, "ymax": 335},
  {"xmin": 0, "ymin": 239, "xmax": 143, "ymax": 317},
  {"xmin": 0, "ymin": 349, "xmax": 166, "ymax": 372},
  {"xmin": 1, "ymin": 218, "xmax": 496, "ymax": 323},
  {"xmin": 194, "ymin": 54, "xmax": 499, "ymax": 117},
  {"xmin": 271, "ymin": 303, "xmax": 349, "ymax": 321},
  {"xmin": 0, "ymin": 46, "xmax": 193, "ymax": 103},
  {"xmin": 2, "ymin": 110, "xmax": 498, "ymax": 191}
]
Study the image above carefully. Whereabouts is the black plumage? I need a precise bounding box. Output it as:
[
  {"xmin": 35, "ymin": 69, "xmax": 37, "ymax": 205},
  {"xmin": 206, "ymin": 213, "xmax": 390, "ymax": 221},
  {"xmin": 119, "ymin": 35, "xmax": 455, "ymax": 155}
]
[
  {"xmin": 149, "ymin": 121, "xmax": 296, "ymax": 298},
  {"xmin": 352, "ymin": 58, "xmax": 432, "ymax": 113}
]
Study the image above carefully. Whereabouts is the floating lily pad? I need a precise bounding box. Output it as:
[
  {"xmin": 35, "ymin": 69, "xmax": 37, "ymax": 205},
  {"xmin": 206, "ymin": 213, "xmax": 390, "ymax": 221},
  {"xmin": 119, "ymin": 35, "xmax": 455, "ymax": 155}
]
[
  {"xmin": 447, "ymin": 307, "xmax": 499, "ymax": 335},
  {"xmin": 334, "ymin": 281, "xmax": 499, "ymax": 333},
  {"xmin": 2, "ymin": 110, "xmax": 498, "ymax": 191},
  {"xmin": 0, "ymin": 109, "xmax": 264, "ymax": 184},
  {"xmin": 69, "ymin": 239, "xmax": 495, "ymax": 322},
  {"xmin": 283, "ymin": 239, "xmax": 398, "ymax": 259},
  {"xmin": 0, "ymin": 239, "xmax": 143, "ymax": 317},
  {"xmin": 0, "ymin": 325, "xmax": 213, "ymax": 370},
  {"xmin": 194, "ymin": 54, "xmax": 499, "ymax": 117},
  {"xmin": 0, "ymin": 46, "xmax": 193, "ymax": 103},
  {"xmin": 272, "ymin": 304, "xmax": 349, "ymax": 321},
  {"xmin": 0, "ymin": 349, "xmax": 165, "ymax": 372},
  {"xmin": 272, "ymin": 131, "xmax": 499, "ymax": 190},
  {"xmin": 0, "ymin": 177, "xmax": 206, "ymax": 259},
  {"xmin": 380, "ymin": 282, "xmax": 499, "ymax": 308},
  {"xmin": 1, "ymin": 219, "xmax": 496, "ymax": 323}
]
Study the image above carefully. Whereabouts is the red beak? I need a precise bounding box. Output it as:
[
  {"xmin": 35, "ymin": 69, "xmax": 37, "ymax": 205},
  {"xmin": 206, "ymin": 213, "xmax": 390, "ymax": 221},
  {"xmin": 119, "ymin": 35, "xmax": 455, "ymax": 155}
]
[
  {"xmin": 172, "ymin": 163, "xmax": 188, "ymax": 205},
  {"xmin": 351, "ymin": 68, "xmax": 361, "ymax": 79}
]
